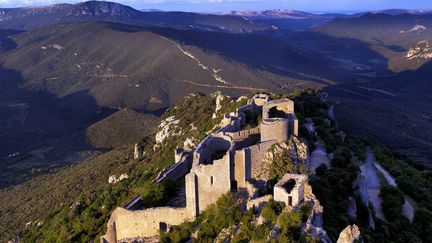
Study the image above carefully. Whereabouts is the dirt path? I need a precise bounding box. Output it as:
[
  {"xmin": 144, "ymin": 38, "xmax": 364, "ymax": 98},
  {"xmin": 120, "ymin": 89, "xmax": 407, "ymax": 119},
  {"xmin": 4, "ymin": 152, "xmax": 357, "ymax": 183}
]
[
  {"xmin": 364, "ymin": 147, "xmax": 415, "ymax": 222},
  {"xmin": 363, "ymin": 148, "xmax": 385, "ymax": 221},
  {"xmin": 373, "ymin": 157, "xmax": 414, "ymax": 222}
]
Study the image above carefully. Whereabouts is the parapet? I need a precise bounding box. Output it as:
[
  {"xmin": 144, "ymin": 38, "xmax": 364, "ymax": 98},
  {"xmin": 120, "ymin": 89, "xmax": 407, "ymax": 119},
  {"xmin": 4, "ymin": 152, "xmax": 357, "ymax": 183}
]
[
  {"xmin": 250, "ymin": 93, "xmax": 270, "ymax": 107},
  {"xmin": 262, "ymin": 99, "xmax": 295, "ymax": 120}
]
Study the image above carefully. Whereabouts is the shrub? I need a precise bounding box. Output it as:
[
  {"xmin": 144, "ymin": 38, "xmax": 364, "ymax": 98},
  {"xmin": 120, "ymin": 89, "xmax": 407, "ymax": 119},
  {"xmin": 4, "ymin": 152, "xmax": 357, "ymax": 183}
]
[
  {"xmin": 261, "ymin": 200, "xmax": 284, "ymax": 224},
  {"xmin": 278, "ymin": 211, "xmax": 302, "ymax": 240}
]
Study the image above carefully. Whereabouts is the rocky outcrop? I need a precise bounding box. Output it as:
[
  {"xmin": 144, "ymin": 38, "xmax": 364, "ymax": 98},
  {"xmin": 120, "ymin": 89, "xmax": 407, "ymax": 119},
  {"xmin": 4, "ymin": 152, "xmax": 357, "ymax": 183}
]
[
  {"xmin": 256, "ymin": 137, "xmax": 308, "ymax": 180},
  {"xmin": 302, "ymin": 184, "xmax": 332, "ymax": 243},
  {"xmin": 133, "ymin": 143, "xmax": 143, "ymax": 159},
  {"xmin": 155, "ymin": 116, "xmax": 181, "ymax": 144},
  {"xmin": 407, "ymin": 40, "xmax": 432, "ymax": 60},
  {"xmin": 337, "ymin": 225, "xmax": 363, "ymax": 243},
  {"xmin": 108, "ymin": 174, "xmax": 129, "ymax": 184},
  {"xmin": 212, "ymin": 91, "xmax": 226, "ymax": 119}
]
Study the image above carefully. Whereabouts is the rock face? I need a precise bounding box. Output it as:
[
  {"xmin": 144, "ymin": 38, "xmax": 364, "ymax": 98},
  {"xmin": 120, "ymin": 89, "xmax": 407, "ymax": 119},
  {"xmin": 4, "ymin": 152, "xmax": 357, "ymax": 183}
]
[
  {"xmin": 407, "ymin": 40, "xmax": 432, "ymax": 60},
  {"xmin": 155, "ymin": 116, "xmax": 181, "ymax": 144},
  {"xmin": 262, "ymin": 137, "xmax": 308, "ymax": 173},
  {"xmin": 337, "ymin": 225, "xmax": 363, "ymax": 243},
  {"xmin": 108, "ymin": 174, "xmax": 129, "ymax": 184},
  {"xmin": 212, "ymin": 92, "xmax": 225, "ymax": 119},
  {"xmin": 134, "ymin": 143, "xmax": 143, "ymax": 159}
]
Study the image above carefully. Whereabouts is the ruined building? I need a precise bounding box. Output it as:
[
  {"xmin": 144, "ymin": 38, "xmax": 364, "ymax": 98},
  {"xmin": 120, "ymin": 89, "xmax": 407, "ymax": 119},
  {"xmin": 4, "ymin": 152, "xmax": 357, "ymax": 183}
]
[{"xmin": 101, "ymin": 94, "xmax": 303, "ymax": 242}]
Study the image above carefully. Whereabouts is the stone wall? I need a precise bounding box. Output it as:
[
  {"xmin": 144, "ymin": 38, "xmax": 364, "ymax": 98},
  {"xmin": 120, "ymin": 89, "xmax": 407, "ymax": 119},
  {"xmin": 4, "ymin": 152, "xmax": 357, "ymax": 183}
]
[
  {"xmin": 249, "ymin": 140, "xmax": 277, "ymax": 181},
  {"xmin": 260, "ymin": 118, "xmax": 290, "ymax": 143},
  {"xmin": 233, "ymin": 140, "xmax": 275, "ymax": 187},
  {"xmin": 274, "ymin": 174, "xmax": 307, "ymax": 208},
  {"xmin": 225, "ymin": 127, "xmax": 260, "ymax": 150},
  {"xmin": 194, "ymin": 135, "xmax": 232, "ymax": 165},
  {"xmin": 101, "ymin": 207, "xmax": 191, "ymax": 242},
  {"xmin": 250, "ymin": 94, "xmax": 270, "ymax": 107},
  {"xmin": 155, "ymin": 153, "xmax": 192, "ymax": 183},
  {"xmin": 262, "ymin": 99, "xmax": 295, "ymax": 120},
  {"xmin": 188, "ymin": 150, "xmax": 233, "ymax": 214}
]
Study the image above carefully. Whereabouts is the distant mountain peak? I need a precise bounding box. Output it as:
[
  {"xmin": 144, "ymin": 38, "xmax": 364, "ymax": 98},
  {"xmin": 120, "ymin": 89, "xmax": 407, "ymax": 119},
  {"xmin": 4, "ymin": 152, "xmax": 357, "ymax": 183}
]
[{"xmin": 223, "ymin": 9, "xmax": 336, "ymax": 20}]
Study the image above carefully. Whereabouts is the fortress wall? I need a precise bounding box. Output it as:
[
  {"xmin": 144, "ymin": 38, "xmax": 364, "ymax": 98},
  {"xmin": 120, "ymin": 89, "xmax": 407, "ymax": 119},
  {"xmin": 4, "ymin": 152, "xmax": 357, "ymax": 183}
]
[
  {"xmin": 191, "ymin": 152, "xmax": 232, "ymax": 212},
  {"xmin": 186, "ymin": 172, "xmax": 199, "ymax": 218},
  {"xmin": 106, "ymin": 207, "xmax": 190, "ymax": 241},
  {"xmin": 194, "ymin": 135, "xmax": 232, "ymax": 165},
  {"xmin": 250, "ymin": 94, "xmax": 270, "ymax": 107},
  {"xmin": 249, "ymin": 140, "xmax": 277, "ymax": 180},
  {"xmin": 293, "ymin": 118, "xmax": 299, "ymax": 137},
  {"xmin": 234, "ymin": 150, "xmax": 248, "ymax": 188},
  {"xmin": 260, "ymin": 119, "xmax": 290, "ymax": 143},
  {"xmin": 225, "ymin": 127, "xmax": 260, "ymax": 150},
  {"xmin": 155, "ymin": 154, "xmax": 192, "ymax": 183},
  {"xmin": 287, "ymin": 114, "xmax": 299, "ymax": 137},
  {"xmin": 262, "ymin": 99, "xmax": 295, "ymax": 120},
  {"xmin": 225, "ymin": 127, "xmax": 260, "ymax": 141}
]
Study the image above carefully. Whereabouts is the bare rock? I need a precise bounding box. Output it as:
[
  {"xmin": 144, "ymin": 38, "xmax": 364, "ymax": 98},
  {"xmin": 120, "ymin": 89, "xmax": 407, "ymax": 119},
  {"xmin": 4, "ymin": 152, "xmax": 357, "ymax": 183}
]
[{"xmin": 337, "ymin": 225, "xmax": 363, "ymax": 243}]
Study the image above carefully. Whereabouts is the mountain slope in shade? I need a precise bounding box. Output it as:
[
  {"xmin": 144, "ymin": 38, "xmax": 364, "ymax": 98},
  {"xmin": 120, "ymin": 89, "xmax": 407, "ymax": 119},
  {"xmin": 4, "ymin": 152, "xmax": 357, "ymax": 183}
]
[
  {"xmin": 85, "ymin": 108, "xmax": 158, "ymax": 148},
  {"xmin": 0, "ymin": 1, "xmax": 269, "ymax": 33},
  {"xmin": 316, "ymin": 13, "xmax": 432, "ymax": 71},
  {"xmin": 0, "ymin": 21, "xmax": 314, "ymax": 186},
  {"xmin": 1, "ymin": 21, "xmax": 314, "ymax": 110}
]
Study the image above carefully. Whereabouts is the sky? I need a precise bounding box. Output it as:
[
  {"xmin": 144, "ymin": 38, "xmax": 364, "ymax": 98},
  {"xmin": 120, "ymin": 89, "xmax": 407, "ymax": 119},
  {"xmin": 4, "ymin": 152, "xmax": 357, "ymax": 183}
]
[{"xmin": 1, "ymin": 0, "xmax": 432, "ymax": 13}]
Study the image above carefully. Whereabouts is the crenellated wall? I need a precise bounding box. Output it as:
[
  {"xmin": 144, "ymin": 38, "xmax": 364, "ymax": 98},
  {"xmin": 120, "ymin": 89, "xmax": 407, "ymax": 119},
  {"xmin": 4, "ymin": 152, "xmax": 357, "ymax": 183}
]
[{"xmin": 225, "ymin": 127, "xmax": 260, "ymax": 150}]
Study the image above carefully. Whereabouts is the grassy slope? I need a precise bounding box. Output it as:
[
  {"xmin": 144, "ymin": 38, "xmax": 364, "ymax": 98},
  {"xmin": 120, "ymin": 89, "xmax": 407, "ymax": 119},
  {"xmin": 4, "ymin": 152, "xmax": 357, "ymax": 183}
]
[
  {"xmin": 0, "ymin": 145, "xmax": 135, "ymax": 240},
  {"xmin": 1, "ymin": 22, "xmax": 290, "ymax": 111},
  {"xmin": 85, "ymin": 108, "xmax": 159, "ymax": 148},
  {"xmin": 315, "ymin": 14, "xmax": 432, "ymax": 72}
]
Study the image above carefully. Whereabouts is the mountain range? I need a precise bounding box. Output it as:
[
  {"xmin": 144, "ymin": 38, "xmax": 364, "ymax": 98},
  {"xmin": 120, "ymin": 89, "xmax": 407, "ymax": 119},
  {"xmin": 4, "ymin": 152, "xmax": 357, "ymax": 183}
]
[
  {"xmin": 0, "ymin": 0, "xmax": 431, "ymax": 191},
  {"xmin": 0, "ymin": 1, "xmax": 269, "ymax": 33},
  {"xmin": 1, "ymin": 1, "xmax": 432, "ymax": 241}
]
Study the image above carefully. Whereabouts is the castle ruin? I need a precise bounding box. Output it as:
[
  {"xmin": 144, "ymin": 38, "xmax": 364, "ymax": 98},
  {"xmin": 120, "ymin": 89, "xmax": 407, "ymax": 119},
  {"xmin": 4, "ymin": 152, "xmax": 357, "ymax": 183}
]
[{"xmin": 101, "ymin": 94, "xmax": 304, "ymax": 242}]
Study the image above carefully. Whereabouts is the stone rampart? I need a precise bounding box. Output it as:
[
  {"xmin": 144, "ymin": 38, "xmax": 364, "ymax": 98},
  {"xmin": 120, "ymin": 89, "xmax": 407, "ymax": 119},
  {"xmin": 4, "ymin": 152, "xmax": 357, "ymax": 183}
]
[
  {"xmin": 189, "ymin": 150, "xmax": 233, "ymax": 213},
  {"xmin": 155, "ymin": 153, "xmax": 192, "ymax": 183},
  {"xmin": 102, "ymin": 207, "xmax": 190, "ymax": 242},
  {"xmin": 260, "ymin": 118, "xmax": 290, "ymax": 143}
]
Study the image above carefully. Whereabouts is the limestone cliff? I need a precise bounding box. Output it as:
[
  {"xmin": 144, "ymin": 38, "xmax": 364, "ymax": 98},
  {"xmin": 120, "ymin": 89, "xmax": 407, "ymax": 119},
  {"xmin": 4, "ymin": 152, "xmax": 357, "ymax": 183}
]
[{"xmin": 336, "ymin": 225, "xmax": 363, "ymax": 243}]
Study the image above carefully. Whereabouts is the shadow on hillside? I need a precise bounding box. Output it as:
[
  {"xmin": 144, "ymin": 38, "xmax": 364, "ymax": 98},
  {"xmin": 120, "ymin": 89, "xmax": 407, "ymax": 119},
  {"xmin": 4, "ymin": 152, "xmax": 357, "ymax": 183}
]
[
  {"xmin": 0, "ymin": 29, "xmax": 23, "ymax": 54},
  {"xmin": 0, "ymin": 64, "xmax": 114, "ymax": 189},
  {"xmin": 325, "ymin": 61, "xmax": 432, "ymax": 164}
]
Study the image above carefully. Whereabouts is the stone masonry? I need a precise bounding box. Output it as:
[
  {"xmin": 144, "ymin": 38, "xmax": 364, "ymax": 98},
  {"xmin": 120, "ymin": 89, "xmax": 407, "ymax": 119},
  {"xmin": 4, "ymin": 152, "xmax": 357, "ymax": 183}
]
[{"xmin": 101, "ymin": 94, "xmax": 301, "ymax": 242}]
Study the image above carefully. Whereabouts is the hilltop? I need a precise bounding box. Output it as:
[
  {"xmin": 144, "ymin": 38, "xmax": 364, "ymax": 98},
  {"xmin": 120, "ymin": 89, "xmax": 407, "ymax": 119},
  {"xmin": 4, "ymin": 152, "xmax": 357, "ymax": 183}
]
[
  {"xmin": 2, "ymin": 90, "xmax": 429, "ymax": 242},
  {"xmin": 0, "ymin": 1, "xmax": 269, "ymax": 33}
]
